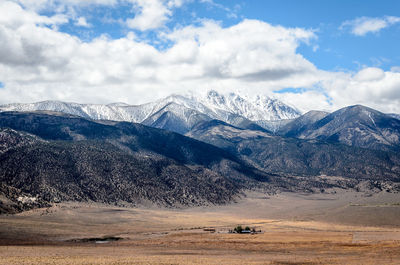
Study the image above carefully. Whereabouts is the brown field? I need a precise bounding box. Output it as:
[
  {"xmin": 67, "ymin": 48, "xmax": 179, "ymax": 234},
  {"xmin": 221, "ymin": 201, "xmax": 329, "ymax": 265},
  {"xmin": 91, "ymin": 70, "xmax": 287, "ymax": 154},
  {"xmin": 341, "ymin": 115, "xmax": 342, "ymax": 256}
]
[{"xmin": 1, "ymin": 189, "xmax": 400, "ymax": 264}]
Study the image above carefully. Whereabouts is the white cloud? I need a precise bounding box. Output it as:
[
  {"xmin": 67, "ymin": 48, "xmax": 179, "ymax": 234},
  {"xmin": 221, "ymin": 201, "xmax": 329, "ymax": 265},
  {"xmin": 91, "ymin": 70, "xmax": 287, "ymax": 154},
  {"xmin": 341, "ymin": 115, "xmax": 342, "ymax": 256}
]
[
  {"xmin": 275, "ymin": 90, "xmax": 333, "ymax": 113},
  {"xmin": 163, "ymin": 19, "xmax": 317, "ymax": 83},
  {"xmin": 11, "ymin": 0, "xmax": 119, "ymax": 11},
  {"xmin": 199, "ymin": 0, "xmax": 240, "ymax": 19},
  {"xmin": 354, "ymin": 67, "xmax": 385, "ymax": 82},
  {"xmin": 125, "ymin": 0, "xmax": 191, "ymax": 30},
  {"xmin": 272, "ymin": 68, "xmax": 400, "ymax": 114},
  {"xmin": 167, "ymin": 0, "xmax": 186, "ymax": 8},
  {"xmin": 341, "ymin": 16, "xmax": 400, "ymax": 36},
  {"xmin": 386, "ymin": 16, "xmax": 400, "ymax": 24},
  {"xmin": 320, "ymin": 69, "xmax": 400, "ymax": 113},
  {"xmin": 391, "ymin": 66, "xmax": 400, "ymax": 73},
  {"xmin": 0, "ymin": 1, "xmax": 68, "ymax": 28},
  {"xmin": 126, "ymin": 0, "xmax": 171, "ymax": 30},
  {"xmin": 11, "ymin": 0, "xmax": 185, "ymax": 31},
  {"xmin": 75, "ymin": 16, "xmax": 91, "ymax": 27}
]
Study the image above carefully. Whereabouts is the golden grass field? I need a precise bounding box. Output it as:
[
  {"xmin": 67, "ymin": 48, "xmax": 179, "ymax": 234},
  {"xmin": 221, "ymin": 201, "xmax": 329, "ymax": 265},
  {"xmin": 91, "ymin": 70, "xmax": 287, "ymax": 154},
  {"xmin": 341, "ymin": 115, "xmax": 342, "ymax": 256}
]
[{"xmin": 1, "ymin": 190, "xmax": 400, "ymax": 264}]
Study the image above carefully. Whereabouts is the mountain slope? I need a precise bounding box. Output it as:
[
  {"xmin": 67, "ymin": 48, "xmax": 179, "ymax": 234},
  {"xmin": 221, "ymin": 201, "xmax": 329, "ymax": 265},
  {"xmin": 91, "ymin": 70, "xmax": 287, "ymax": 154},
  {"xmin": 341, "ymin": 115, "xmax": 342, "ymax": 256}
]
[
  {"xmin": 278, "ymin": 110, "xmax": 330, "ymax": 137},
  {"xmin": 281, "ymin": 105, "xmax": 400, "ymax": 151},
  {"xmin": 0, "ymin": 111, "xmax": 275, "ymax": 212},
  {"xmin": 140, "ymin": 102, "xmax": 212, "ymax": 134},
  {"xmin": 0, "ymin": 140, "xmax": 238, "ymax": 207},
  {"xmin": 187, "ymin": 120, "xmax": 400, "ymax": 181}
]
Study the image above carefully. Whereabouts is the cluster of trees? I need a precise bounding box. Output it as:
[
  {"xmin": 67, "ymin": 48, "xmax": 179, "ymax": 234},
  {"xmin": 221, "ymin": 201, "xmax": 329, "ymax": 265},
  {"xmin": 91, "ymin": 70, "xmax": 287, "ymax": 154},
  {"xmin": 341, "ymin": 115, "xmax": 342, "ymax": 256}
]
[{"xmin": 231, "ymin": 225, "xmax": 258, "ymax": 234}]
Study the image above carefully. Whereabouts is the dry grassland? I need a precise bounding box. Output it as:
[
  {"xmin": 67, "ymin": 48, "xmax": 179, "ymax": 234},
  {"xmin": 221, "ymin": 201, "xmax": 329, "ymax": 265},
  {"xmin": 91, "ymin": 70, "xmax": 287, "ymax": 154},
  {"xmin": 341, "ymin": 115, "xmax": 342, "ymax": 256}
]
[{"xmin": 1, "ymin": 190, "xmax": 400, "ymax": 264}]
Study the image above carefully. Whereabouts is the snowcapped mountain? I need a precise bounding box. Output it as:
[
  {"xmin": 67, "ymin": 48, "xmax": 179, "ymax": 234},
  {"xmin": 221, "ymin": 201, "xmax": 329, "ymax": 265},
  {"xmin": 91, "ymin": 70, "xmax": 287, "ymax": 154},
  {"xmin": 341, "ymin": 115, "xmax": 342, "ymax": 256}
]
[
  {"xmin": 197, "ymin": 90, "xmax": 301, "ymax": 121},
  {"xmin": 0, "ymin": 90, "xmax": 301, "ymax": 134}
]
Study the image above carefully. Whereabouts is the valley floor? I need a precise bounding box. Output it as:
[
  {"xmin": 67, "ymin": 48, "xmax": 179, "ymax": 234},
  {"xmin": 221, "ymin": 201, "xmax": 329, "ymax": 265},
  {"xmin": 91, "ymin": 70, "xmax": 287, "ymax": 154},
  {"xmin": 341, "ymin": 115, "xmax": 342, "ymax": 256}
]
[{"xmin": 1, "ymin": 189, "xmax": 400, "ymax": 264}]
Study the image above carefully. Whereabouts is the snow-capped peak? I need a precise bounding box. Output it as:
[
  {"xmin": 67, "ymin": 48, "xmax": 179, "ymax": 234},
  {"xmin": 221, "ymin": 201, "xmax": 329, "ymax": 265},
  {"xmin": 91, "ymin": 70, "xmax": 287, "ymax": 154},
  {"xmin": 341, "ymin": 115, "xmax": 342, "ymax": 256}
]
[{"xmin": 191, "ymin": 90, "xmax": 301, "ymax": 121}]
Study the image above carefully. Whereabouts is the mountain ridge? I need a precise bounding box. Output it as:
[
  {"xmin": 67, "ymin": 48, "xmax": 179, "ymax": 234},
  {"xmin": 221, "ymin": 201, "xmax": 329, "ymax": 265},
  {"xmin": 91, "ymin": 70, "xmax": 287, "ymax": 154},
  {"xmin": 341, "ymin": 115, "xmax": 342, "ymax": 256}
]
[
  {"xmin": 0, "ymin": 90, "xmax": 300, "ymax": 134},
  {"xmin": 280, "ymin": 105, "xmax": 400, "ymax": 151}
]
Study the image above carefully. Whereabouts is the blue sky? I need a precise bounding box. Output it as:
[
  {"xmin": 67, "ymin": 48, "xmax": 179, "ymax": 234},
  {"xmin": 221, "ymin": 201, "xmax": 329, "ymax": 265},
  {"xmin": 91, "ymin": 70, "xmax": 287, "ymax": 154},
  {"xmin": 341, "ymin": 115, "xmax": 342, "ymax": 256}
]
[{"xmin": 0, "ymin": 0, "xmax": 400, "ymax": 113}]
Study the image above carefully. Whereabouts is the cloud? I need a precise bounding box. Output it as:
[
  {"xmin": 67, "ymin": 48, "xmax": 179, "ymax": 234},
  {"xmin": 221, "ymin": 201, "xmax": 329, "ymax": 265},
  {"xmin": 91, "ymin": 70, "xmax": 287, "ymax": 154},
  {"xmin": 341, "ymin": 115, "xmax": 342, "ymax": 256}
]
[
  {"xmin": 391, "ymin": 66, "xmax": 400, "ymax": 73},
  {"xmin": 340, "ymin": 16, "xmax": 400, "ymax": 36},
  {"xmin": 125, "ymin": 0, "xmax": 191, "ymax": 30},
  {"xmin": 0, "ymin": 1, "xmax": 68, "ymax": 28},
  {"xmin": 167, "ymin": 0, "xmax": 186, "ymax": 8},
  {"xmin": 75, "ymin": 17, "xmax": 91, "ymax": 27},
  {"xmin": 354, "ymin": 67, "xmax": 385, "ymax": 82},
  {"xmin": 11, "ymin": 0, "xmax": 186, "ymax": 31},
  {"xmin": 320, "ymin": 69, "xmax": 400, "ymax": 113},
  {"xmin": 273, "ymin": 68, "xmax": 400, "ymax": 114},
  {"xmin": 200, "ymin": 0, "xmax": 240, "ymax": 19},
  {"xmin": 126, "ymin": 0, "xmax": 171, "ymax": 30},
  {"xmin": 164, "ymin": 19, "xmax": 317, "ymax": 82},
  {"xmin": 11, "ymin": 0, "xmax": 119, "ymax": 11},
  {"xmin": 275, "ymin": 90, "xmax": 333, "ymax": 113}
]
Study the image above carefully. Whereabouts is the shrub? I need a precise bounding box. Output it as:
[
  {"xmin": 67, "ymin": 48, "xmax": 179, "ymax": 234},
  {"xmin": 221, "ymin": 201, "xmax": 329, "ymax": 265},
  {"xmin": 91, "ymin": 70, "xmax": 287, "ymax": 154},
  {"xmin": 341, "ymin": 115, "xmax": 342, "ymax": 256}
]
[{"xmin": 233, "ymin": 225, "xmax": 243, "ymax": 233}]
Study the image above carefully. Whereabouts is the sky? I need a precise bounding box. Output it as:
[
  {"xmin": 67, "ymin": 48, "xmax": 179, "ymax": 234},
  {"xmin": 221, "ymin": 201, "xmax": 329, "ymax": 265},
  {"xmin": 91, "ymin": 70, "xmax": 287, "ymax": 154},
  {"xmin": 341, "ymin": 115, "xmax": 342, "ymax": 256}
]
[{"xmin": 0, "ymin": 0, "xmax": 400, "ymax": 113}]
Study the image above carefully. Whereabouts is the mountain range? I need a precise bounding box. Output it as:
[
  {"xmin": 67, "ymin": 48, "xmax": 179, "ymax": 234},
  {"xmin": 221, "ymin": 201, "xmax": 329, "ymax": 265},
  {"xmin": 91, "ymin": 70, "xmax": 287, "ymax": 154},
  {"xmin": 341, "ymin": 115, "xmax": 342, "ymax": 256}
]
[
  {"xmin": 1, "ymin": 91, "xmax": 399, "ymax": 151},
  {"xmin": 1, "ymin": 91, "xmax": 400, "ymax": 213},
  {"xmin": 0, "ymin": 90, "xmax": 300, "ymax": 134}
]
